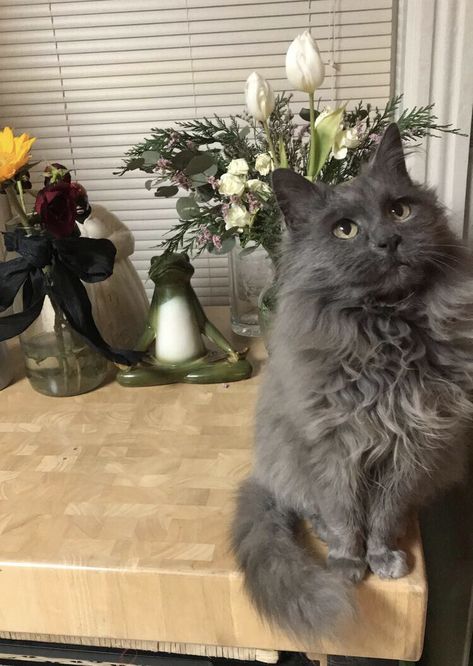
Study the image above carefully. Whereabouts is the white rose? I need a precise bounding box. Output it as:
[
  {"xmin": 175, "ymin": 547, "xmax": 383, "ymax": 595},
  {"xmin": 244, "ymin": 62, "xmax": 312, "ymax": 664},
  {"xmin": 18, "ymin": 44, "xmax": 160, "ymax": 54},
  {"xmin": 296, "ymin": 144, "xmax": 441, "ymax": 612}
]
[
  {"xmin": 344, "ymin": 127, "xmax": 361, "ymax": 149},
  {"xmin": 247, "ymin": 179, "xmax": 272, "ymax": 199},
  {"xmin": 224, "ymin": 204, "xmax": 252, "ymax": 230},
  {"xmin": 332, "ymin": 127, "xmax": 361, "ymax": 160},
  {"xmin": 255, "ymin": 153, "xmax": 274, "ymax": 176},
  {"xmin": 218, "ymin": 172, "xmax": 246, "ymax": 197},
  {"xmin": 228, "ymin": 158, "xmax": 249, "ymax": 177}
]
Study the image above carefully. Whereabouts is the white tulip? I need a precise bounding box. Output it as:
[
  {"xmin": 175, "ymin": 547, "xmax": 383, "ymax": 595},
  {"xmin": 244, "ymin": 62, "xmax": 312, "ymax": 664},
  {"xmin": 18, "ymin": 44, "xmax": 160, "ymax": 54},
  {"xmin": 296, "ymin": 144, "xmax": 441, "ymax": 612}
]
[
  {"xmin": 254, "ymin": 153, "xmax": 274, "ymax": 176},
  {"xmin": 224, "ymin": 204, "xmax": 252, "ymax": 230},
  {"xmin": 247, "ymin": 179, "xmax": 272, "ymax": 199},
  {"xmin": 228, "ymin": 158, "xmax": 249, "ymax": 177},
  {"xmin": 245, "ymin": 72, "xmax": 275, "ymax": 122},
  {"xmin": 218, "ymin": 172, "xmax": 246, "ymax": 197},
  {"xmin": 286, "ymin": 31, "xmax": 325, "ymax": 94}
]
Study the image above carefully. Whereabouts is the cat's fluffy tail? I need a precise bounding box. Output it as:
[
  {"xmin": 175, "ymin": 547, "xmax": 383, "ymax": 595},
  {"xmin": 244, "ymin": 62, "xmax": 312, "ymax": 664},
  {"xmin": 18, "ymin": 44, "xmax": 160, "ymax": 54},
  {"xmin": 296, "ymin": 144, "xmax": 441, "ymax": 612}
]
[{"xmin": 231, "ymin": 478, "xmax": 353, "ymax": 638}]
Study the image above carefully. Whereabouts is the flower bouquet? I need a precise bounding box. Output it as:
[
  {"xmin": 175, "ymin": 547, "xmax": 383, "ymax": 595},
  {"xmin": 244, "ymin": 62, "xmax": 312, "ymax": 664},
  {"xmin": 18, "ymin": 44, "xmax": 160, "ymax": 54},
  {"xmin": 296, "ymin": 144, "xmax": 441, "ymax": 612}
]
[
  {"xmin": 119, "ymin": 31, "xmax": 460, "ymax": 335},
  {"xmin": 0, "ymin": 128, "xmax": 141, "ymax": 396}
]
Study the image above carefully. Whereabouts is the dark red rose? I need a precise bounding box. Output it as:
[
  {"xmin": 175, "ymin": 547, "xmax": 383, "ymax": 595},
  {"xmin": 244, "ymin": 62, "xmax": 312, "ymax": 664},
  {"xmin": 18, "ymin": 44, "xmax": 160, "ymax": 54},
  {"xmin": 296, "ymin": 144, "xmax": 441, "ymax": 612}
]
[
  {"xmin": 70, "ymin": 181, "xmax": 91, "ymax": 223},
  {"xmin": 43, "ymin": 163, "xmax": 71, "ymax": 186},
  {"xmin": 35, "ymin": 181, "xmax": 78, "ymax": 238}
]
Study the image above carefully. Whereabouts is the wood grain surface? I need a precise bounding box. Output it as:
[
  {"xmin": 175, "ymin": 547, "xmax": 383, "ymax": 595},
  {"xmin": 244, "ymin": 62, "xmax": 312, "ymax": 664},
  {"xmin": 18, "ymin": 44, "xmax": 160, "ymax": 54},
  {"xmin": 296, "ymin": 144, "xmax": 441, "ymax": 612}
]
[{"xmin": 0, "ymin": 307, "xmax": 427, "ymax": 660}]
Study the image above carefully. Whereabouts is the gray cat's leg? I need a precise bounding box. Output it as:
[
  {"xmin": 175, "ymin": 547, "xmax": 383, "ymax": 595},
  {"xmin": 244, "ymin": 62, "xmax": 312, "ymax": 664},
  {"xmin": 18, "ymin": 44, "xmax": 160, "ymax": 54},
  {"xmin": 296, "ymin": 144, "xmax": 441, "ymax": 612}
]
[
  {"xmin": 315, "ymin": 490, "xmax": 367, "ymax": 583},
  {"xmin": 366, "ymin": 486, "xmax": 409, "ymax": 579}
]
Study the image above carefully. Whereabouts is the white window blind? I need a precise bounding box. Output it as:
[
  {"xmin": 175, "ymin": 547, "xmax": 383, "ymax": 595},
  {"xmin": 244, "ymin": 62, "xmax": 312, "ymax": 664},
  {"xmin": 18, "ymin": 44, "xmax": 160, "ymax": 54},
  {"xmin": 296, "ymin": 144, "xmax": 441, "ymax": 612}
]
[{"xmin": 0, "ymin": 0, "xmax": 395, "ymax": 303}]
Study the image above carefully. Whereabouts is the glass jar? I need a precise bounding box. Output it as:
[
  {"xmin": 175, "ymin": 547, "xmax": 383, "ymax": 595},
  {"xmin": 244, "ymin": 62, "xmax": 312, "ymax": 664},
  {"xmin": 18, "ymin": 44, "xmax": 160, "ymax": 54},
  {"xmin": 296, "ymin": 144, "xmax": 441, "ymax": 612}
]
[
  {"xmin": 227, "ymin": 242, "xmax": 274, "ymax": 337},
  {"xmin": 258, "ymin": 279, "xmax": 278, "ymax": 347},
  {"xmin": 5, "ymin": 219, "xmax": 109, "ymax": 397},
  {"xmin": 19, "ymin": 294, "xmax": 109, "ymax": 397}
]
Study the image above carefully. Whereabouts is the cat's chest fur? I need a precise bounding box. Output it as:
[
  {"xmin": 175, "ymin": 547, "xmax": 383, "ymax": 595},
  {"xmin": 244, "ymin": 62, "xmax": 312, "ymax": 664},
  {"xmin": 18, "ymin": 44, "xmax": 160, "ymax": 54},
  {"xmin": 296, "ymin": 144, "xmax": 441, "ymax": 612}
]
[{"xmin": 316, "ymin": 309, "xmax": 469, "ymax": 461}]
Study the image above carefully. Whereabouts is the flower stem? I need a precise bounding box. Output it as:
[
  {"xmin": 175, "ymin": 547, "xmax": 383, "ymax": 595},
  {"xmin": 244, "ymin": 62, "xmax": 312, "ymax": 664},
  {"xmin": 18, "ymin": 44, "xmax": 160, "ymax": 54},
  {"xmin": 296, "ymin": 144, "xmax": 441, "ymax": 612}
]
[
  {"xmin": 16, "ymin": 179, "xmax": 27, "ymax": 215},
  {"xmin": 278, "ymin": 137, "xmax": 288, "ymax": 168},
  {"xmin": 5, "ymin": 186, "xmax": 29, "ymax": 226},
  {"xmin": 307, "ymin": 92, "xmax": 317, "ymax": 180},
  {"xmin": 263, "ymin": 121, "xmax": 279, "ymax": 169}
]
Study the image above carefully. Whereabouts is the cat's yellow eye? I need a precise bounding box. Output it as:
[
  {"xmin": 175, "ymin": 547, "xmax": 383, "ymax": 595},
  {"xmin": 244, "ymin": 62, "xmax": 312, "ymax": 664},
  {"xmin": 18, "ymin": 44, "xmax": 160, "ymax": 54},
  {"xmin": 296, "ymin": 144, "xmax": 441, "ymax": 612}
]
[
  {"xmin": 390, "ymin": 200, "xmax": 411, "ymax": 221},
  {"xmin": 332, "ymin": 219, "xmax": 359, "ymax": 240}
]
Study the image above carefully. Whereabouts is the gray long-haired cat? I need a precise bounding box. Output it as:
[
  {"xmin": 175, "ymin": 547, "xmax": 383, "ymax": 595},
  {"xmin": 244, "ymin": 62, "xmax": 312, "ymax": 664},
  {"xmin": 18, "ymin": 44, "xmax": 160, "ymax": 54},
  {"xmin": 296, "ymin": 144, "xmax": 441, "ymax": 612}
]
[{"xmin": 232, "ymin": 124, "xmax": 472, "ymax": 637}]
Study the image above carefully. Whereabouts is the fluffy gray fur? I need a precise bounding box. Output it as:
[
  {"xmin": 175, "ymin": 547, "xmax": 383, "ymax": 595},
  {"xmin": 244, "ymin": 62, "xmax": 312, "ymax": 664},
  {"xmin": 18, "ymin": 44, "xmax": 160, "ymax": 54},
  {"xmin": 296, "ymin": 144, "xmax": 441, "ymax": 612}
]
[{"xmin": 232, "ymin": 124, "xmax": 472, "ymax": 638}]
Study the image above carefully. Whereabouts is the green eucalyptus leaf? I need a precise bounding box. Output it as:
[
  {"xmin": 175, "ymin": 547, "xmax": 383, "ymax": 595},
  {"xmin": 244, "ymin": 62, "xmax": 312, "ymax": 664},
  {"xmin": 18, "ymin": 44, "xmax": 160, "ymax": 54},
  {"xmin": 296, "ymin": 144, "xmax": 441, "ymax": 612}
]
[
  {"xmin": 239, "ymin": 126, "xmax": 251, "ymax": 139},
  {"xmin": 142, "ymin": 150, "xmax": 160, "ymax": 166},
  {"xmin": 155, "ymin": 185, "xmax": 179, "ymax": 197},
  {"xmin": 185, "ymin": 153, "xmax": 216, "ymax": 176},
  {"xmin": 176, "ymin": 196, "xmax": 200, "ymax": 220},
  {"xmin": 195, "ymin": 184, "xmax": 214, "ymax": 202},
  {"xmin": 145, "ymin": 179, "xmax": 155, "ymax": 190},
  {"xmin": 172, "ymin": 150, "xmax": 196, "ymax": 171},
  {"xmin": 189, "ymin": 163, "xmax": 218, "ymax": 186},
  {"xmin": 219, "ymin": 236, "xmax": 236, "ymax": 253},
  {"xmin": 299, "ymin": 108, "xmax": 321, "ymax": 123}
]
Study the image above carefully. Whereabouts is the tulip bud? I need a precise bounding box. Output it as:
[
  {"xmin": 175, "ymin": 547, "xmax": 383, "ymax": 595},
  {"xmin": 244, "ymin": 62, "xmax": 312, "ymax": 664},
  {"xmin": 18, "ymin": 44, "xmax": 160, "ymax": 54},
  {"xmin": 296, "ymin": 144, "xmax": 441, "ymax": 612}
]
[
  {"xmin": 285, "ymin": 31, "xmax": 325, "ymax": 94},
  {"xmin": 245, "ymin": 72, "xmax": 275, "ymax": 122}
]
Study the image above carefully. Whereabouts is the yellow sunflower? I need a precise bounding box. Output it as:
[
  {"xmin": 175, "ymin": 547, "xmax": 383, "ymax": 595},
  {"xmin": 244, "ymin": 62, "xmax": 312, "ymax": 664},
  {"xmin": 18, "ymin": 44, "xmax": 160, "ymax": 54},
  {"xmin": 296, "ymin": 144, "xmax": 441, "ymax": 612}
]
[{"xmin": 0, "ymin": 127, "xmax": 36, "ymax": 183}]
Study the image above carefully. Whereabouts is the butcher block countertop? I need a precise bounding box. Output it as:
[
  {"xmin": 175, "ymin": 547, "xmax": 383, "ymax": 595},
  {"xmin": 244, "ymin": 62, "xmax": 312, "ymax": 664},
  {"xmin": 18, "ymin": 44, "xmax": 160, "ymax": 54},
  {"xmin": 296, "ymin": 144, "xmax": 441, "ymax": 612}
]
[{"xmin": 0, "ymin": 307, "xmax": 427, "ymax": 662}]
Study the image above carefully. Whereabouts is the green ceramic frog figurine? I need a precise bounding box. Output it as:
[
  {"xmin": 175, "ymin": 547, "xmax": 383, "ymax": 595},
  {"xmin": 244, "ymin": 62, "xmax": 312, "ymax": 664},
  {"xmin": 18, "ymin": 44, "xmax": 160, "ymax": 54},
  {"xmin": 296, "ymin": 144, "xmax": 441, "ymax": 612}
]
[{"xmin": 116, "ymin": 253, "xmax": 252, "ymax": 386}]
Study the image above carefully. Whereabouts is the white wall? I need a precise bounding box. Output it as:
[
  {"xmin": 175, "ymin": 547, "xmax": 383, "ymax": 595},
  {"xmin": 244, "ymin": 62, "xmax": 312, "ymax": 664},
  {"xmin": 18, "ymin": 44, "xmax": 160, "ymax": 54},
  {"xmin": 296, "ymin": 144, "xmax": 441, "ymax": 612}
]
[{"xmin": 396, "ymin": 0, "xmax": 473, "ymax": 237}]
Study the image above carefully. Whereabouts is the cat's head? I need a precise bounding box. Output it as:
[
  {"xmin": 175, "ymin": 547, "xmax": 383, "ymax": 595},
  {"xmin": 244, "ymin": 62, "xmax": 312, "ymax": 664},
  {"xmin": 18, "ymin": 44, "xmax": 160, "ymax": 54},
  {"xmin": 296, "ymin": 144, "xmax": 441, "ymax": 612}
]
[{"xmin": 272, "ymin": 123, "xmax": 461, "ymax": 301}]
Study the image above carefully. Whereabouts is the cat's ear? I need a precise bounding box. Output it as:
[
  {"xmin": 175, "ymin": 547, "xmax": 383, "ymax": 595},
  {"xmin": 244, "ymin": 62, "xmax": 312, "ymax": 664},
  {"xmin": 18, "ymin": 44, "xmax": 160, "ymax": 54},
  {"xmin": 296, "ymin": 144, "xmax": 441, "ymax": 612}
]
[
  {"xmin": 370, "ymin": 123, "xmax": 411, "ymax": 182},
  {"xmin": 271, "ymin": 168, "xmax": 327, "ymax": 229}
]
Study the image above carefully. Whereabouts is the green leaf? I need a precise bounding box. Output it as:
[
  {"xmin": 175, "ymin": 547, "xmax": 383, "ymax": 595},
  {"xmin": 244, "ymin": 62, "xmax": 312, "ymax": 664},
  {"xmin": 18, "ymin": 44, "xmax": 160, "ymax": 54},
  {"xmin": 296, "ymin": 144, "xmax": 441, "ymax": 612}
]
[
  {"xmin": 155, "ymin": 185, "xmax": 179, "ymax": 197},
  {"xmin": 172, "ymin": 150, "xmax": 196, "ymax": 171},
  {"xmin": 189, "ymin": 163, "xmax": 218, "ymax": 186},
  {"xmin": 312, "ymin": 106, "xmax": 346, "ymax": 178},
  {"xmin": 176, "ymin": 196, "xmax": 200, "ymax": 220},
  {"xmin": 300, "ymin": 108, "xmax": 321, "ymax": 123},
  {"xmin": 195, "ymin": 184, "xmax": 214, "ymax": 202},
  {"xmin": 125, "ymin": 157, "xmax": 145, "ymax": 171},
  {"xmin": 142, "ymin": 150, "xmax": 160, "ymax": 166},
  {"xmin": 184, "ymin": 153, "xmax": 216, "ymax": 176},
  {"xmin": 145, "ymin": 179, "xmax": 155, "ymax": 190},
  {"xmin": 239, "ymin": 126, "xmax": 251, "ymax": 139}
]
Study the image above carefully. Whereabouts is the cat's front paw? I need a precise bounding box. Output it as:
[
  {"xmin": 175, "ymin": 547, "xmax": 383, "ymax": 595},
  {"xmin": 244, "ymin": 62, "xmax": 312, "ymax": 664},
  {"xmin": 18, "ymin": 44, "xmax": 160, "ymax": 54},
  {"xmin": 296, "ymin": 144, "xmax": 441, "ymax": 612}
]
[
  {"xmin": 327, "ymin": 554, "xmax": 367, "ymax": 583},
  {"xmin": 367, "ymin": 548, "xmax": 408, "ymax": 579}
]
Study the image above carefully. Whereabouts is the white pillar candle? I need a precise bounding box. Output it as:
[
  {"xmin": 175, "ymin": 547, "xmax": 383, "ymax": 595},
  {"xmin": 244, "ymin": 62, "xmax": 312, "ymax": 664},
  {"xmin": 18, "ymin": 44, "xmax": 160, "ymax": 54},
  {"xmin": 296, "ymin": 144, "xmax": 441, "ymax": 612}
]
[{"xmin": 155, "ymin": 296, "xmax": 206, "ymax": 363}]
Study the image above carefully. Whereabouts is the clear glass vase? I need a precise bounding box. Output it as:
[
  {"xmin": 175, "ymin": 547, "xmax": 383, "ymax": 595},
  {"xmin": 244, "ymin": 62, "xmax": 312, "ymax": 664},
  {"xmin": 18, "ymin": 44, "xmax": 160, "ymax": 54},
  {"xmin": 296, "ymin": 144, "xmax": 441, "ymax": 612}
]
[
  {"xmin": 19, "ymin": 295, "xmax": 109, "ymax": 397},
  {"xmin": 0, "ymin": 342, "xmax": 13, "ymax": 390},
  {"xmin": 4, "ymin": 219, "xmax": 109, "ymax": 397},
  {"xmin": 228, "ymin": 242, "xmax": 274, "ymax": 337}
]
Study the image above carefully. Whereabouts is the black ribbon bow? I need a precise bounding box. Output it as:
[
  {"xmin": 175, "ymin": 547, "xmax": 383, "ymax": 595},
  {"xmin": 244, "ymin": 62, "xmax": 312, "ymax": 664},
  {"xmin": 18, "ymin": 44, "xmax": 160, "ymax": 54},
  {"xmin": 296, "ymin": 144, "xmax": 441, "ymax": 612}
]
[{"xmin": 0, "ymin": 229, "xmax": 143, "ymax": 366}]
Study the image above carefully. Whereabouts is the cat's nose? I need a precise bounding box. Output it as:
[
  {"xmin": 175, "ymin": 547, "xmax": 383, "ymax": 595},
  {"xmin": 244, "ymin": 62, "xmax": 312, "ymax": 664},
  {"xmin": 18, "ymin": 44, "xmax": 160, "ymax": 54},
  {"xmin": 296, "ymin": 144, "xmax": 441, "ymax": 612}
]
[{"xmin": 376, "ymin": 233, "xmax": 401, "ymax": 252}]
